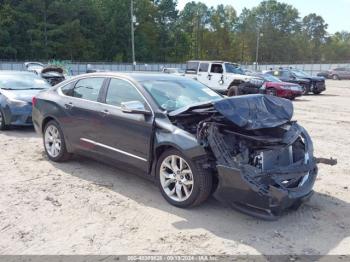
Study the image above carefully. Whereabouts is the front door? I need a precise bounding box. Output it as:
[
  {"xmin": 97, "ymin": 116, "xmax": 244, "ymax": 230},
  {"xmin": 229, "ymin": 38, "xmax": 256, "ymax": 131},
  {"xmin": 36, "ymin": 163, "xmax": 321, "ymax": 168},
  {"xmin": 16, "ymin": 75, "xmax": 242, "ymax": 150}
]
[
  {"xmin": 208, "ymin": 63, "xmax": 225, "ymax": 91},
  {"xmin": 196, "ymin": 62, "xmax": 210, "ymax": 86},
  {"xmin": 96, "ymin": 78, "xmax": 154, "ymax": 172}
]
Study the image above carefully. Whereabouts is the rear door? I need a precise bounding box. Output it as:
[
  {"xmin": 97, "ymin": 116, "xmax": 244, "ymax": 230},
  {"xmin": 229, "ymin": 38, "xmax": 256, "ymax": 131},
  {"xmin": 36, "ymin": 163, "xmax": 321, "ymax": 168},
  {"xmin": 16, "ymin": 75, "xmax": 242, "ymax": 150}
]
[
  {"xmin": 96, "ymin": 77, "xmax": 154, "ymax": 172},
  {"xmin": 60, "ymin": 77, "xmax": 107, "ymax": 151}
]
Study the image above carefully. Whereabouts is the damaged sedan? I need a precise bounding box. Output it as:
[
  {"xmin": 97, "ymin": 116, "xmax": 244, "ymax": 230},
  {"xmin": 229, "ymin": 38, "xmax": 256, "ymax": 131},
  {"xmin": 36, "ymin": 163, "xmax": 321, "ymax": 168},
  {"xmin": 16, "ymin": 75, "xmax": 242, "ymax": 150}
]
[{"xmin": 32, "ymin": 73, "xmax": 318, "ymax": 220}]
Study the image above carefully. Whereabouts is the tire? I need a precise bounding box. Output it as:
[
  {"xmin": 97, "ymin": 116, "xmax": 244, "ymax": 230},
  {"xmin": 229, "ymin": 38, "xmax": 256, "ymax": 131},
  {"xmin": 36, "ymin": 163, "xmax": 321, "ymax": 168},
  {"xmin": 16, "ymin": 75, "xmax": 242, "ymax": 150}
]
[
  {"xmin": 266, "ymin": 88, "xmax": 277, "ymax": 96},
  {"xmin": 301, "ymin": 84, "xmax": 310, "ymax": 95},
  {"xmin": 0, "ymin": 109, "xmax": 8, "ymax": 131},
  {"xmin": 43, "ymin": 120, "xmax": 71, "ymax": 162},
  {"xmin": 313, "ymin": 90, "xmax": 322, "ymax": 95},
  {"xmin": 227, "ymin": 85, "xmax": 239, "ymax": 97},
  {"xmin": 332, "ymin": 74, "xmax": 340, "ymax": 80},
  {"xmin": 156, "ymin": 149, "xmax": 212, "ymax": 208}
]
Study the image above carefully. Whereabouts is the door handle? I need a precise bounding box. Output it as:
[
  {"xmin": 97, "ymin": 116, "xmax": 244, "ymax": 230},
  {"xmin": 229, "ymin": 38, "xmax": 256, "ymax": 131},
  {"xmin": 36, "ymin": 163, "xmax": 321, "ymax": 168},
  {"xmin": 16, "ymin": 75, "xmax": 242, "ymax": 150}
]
[
  {"xmin": 64, "ymin": 102, "xmax": 74, "ymax": 109},
  {"xmin": 207, "ymin": 74, "xmax": 212, "ymax": 80}
]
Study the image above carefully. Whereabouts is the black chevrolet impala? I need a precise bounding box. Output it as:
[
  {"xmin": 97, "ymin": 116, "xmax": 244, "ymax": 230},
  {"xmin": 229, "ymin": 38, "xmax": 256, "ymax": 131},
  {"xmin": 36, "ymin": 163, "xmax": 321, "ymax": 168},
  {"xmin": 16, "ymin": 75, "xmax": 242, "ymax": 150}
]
[{"xmin": 32, "ymin": 73, "xmax": 318, "ymax": 220}]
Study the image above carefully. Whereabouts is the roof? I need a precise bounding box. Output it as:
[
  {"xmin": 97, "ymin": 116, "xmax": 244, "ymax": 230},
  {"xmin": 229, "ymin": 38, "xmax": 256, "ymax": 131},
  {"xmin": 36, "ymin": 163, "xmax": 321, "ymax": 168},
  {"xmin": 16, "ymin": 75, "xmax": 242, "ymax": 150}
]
[{"xmin": 74, "ymin": 72, "xmax": 189, "ymax": 82}]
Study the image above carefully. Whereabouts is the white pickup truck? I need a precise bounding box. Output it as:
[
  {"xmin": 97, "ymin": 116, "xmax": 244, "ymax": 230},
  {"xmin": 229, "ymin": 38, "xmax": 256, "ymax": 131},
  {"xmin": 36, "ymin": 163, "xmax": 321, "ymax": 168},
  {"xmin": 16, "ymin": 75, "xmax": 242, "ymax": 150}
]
[{"xmin": 185, "ymin": 60, "xmax": 255, "ymax": 94}]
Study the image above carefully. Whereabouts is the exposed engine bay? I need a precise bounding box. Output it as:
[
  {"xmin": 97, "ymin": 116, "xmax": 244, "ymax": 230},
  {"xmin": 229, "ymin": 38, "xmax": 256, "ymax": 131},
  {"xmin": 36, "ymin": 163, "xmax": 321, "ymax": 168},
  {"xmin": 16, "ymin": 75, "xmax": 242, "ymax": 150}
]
[
  {"xmin": 41, "ymin": 66, "xmax": 66, "ymax": 86},
  {"xmin": 169, "ymin": 95, "xmax": 318, "ymax": 220}
]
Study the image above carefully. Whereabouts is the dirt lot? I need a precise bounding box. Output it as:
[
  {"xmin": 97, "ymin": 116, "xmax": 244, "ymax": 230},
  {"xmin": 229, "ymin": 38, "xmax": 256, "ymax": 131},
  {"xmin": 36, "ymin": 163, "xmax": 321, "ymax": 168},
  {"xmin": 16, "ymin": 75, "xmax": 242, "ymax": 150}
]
[{"xmin": 0, "ymin": 80, "xmax": 349, "ymax": 256}]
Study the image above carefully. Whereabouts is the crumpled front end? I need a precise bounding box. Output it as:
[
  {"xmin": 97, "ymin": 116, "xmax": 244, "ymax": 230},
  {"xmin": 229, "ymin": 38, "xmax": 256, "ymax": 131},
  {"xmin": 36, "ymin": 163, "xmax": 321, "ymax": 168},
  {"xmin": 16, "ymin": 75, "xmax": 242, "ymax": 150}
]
[
  {"xmin": 170, "ymin": 95, "xmax": 318, "ymax": 220},
  {"xmin": 198, "ymin": 121, "xmax": 317, "ymax": 220}
]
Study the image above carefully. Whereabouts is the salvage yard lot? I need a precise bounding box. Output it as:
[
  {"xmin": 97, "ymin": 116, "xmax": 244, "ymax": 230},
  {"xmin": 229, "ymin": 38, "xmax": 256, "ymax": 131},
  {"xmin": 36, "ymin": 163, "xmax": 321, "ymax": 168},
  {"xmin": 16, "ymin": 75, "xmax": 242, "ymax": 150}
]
[{"xmin": 0, "ymin": 80, "xmax": 349, "ymax": 255}]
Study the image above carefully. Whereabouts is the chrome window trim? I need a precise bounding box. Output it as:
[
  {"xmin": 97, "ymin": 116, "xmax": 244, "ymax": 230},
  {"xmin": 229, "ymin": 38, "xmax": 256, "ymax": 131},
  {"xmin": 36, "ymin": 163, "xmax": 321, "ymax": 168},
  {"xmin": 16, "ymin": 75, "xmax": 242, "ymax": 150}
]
[
  {"xmin": 80, "ymin": 138, "xmax": 148, "ymax": 162},
  {"xmin": 57, "ymin": 75, "xmax": 154, "ymax": 116}
]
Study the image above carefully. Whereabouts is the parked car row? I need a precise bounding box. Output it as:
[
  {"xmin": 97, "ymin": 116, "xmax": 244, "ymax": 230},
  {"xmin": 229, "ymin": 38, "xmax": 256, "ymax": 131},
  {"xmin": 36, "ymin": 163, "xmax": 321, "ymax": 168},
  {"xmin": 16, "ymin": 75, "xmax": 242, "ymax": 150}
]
[
  {"xmin": 0, "ymin": 68, "xmax": 318, "ymax": 220},
  {"xmin": 176, "ymin": 61, "xmax": 326, "ymax": 99}
]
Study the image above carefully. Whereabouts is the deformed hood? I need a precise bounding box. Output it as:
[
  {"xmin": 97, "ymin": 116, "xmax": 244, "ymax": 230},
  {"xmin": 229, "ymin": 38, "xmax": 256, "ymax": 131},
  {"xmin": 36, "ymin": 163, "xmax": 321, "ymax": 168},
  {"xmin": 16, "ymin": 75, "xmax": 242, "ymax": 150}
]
[
  {"xmin": 213, "ymin": 94, "xmax": 293, "ymax": 130},
  {"xmin": 41, "ymin": 66, "xmax": 64, "ymax": 75}
]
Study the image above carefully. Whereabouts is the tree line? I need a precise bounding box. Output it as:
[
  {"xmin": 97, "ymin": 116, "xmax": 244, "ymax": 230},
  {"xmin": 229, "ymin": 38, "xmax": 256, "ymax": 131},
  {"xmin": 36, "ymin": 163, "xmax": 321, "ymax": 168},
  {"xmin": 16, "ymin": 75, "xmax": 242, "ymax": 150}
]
[{"xmin": 0, "ymin": 0, "xmax": 349, "ymax": 63}]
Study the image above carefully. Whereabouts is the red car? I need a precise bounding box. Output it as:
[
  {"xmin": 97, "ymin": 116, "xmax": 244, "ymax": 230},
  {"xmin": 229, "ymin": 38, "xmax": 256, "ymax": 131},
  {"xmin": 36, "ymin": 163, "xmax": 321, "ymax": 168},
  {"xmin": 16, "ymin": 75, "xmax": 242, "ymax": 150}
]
[{"xmin": 260, "ymin": 74, "xmax": 303, "ymax": 100}]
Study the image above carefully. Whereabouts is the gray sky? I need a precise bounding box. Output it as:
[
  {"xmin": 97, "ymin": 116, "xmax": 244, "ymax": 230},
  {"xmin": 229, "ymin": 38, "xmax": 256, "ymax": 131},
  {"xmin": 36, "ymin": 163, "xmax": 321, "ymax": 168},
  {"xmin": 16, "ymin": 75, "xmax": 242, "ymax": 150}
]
[{"xmin": 177, "ymin": 0, "xmax": 350, "ymax": 33}]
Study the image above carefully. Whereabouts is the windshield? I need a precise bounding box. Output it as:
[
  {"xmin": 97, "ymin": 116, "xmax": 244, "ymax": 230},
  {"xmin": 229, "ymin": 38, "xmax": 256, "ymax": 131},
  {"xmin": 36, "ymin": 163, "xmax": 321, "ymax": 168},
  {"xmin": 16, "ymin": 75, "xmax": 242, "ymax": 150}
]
[
  {"xmin": 262, "ymin": 74, "xmax": 282, "ymax": 82},
  {"xmin": 142, "ymin": 79, "xmax": 222, "ymax": 112},
  {"xmin": 0, "ymin": 74, "xmax": 50, "ymax": 90},
  {"xmin": 292, "ymin": 70, "xmax": 311, "ymax": 78},
  {"xmin": 225, "ymin": 63, "xmax": 245, "ymax": 75}
]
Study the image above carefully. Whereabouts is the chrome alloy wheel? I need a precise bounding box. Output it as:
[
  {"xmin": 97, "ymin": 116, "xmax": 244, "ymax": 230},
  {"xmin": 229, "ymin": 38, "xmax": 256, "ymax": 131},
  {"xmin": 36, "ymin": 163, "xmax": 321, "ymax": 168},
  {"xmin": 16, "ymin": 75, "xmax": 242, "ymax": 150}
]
[
  {"xmin": 159, "ymin": 155, "xmax": 194, "ymax": 202},
  {"xmin": 44, "ymin": 125, "xmax": 62, "ymax": 158}
]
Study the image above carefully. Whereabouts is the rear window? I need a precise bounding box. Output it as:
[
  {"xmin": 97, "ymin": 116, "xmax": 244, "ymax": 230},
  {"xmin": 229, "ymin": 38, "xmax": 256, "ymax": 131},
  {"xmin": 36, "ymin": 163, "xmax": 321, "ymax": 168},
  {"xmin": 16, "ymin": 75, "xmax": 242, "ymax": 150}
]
[
  {"xmin": 72, "ymin": 77, "xmax": 105, "ymax": 102},
  {"xmin": 185, "ymin": 62, "xmax": 199, "ymax": 74}
]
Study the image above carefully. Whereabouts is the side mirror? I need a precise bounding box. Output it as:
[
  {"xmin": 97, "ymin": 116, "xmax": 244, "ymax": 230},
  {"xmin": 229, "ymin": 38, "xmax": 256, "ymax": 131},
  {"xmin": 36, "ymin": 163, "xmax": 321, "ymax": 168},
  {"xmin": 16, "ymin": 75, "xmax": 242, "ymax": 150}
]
[{"xmin": 121, "ymin": 101, "xmax": 151, "ymax": 115}]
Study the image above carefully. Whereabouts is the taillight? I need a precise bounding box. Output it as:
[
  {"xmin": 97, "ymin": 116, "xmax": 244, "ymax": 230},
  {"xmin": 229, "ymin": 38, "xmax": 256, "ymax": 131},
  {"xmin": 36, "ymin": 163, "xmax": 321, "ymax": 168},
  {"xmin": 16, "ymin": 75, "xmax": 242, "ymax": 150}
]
[{"xmin": 32, "ymin": 97, "xmax": 37, "ymax": 107}]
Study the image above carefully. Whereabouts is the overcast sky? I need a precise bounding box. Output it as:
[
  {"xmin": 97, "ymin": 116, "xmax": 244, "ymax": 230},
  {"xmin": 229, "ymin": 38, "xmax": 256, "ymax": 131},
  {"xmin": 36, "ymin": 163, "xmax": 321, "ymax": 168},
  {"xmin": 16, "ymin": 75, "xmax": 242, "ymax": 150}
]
[{"xmin": 177, "ymin": 0, "xmax": 350, "ymax": 33}]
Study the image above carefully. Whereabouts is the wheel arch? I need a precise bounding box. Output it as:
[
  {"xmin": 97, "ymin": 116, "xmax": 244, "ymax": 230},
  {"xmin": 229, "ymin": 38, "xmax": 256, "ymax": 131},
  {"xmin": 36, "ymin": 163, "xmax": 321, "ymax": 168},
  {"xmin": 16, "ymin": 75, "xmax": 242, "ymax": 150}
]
[
  {"xmin": 41, "ymin": 115, "xmax": 73, "ymax": 153},
  {"xmin": 229, "ymin": 79, "xmax": 244, "ymax": 87},
  {"xmin": 41, "ymin": 115, "xmax": 60, "ymax": 133}
]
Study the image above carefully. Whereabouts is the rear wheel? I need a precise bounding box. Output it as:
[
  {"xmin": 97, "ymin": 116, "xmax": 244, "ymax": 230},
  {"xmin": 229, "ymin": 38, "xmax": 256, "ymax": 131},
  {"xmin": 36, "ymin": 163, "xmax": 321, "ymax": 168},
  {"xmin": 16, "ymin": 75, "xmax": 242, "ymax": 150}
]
[
  {"xmin": 43, "ymin": 120, "xmax": 71, "ymax": 162},
  {"xmin": 0, "ymin": 109, "xmax": 8, "ymax": 131},
  {"xmin": 157, "ymin": 149, "xmax": 212, "ymax": 208}
]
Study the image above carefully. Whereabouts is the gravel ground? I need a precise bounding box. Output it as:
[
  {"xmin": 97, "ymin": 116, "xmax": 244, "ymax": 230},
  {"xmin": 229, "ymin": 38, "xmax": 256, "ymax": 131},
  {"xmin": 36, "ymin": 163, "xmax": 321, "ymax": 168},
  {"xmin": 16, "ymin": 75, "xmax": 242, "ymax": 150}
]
[{"xmin": 0, "ymin": 80, "xmax": 349, "ymax": 255}]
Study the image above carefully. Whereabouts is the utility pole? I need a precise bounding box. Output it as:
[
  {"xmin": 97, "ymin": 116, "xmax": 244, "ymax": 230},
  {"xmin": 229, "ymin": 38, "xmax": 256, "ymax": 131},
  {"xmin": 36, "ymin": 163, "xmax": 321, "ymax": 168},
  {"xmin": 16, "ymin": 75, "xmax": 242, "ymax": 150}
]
[
  {"xmin": 131, "ymin": 0, "xmax": 136, "ymax": 71},
  {"xmin": 255, "ymin": 30, "xmax": 263, "ymax": 71}
]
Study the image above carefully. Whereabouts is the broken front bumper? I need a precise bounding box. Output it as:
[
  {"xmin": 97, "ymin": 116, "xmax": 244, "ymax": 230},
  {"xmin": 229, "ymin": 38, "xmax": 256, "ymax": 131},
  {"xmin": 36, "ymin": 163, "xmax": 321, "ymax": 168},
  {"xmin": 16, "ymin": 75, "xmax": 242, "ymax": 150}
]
[{"xmin": 213, "ymin": 163, "xmax": 317, "ymax": 220}]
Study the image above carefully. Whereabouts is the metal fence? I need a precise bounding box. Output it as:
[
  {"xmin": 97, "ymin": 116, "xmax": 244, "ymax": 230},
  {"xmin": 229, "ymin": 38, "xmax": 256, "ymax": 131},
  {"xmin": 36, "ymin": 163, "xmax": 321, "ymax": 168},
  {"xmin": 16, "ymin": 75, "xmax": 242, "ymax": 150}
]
[{"xmin": 1, "ymin": 60, "xmax": 349, "ymax": 76}]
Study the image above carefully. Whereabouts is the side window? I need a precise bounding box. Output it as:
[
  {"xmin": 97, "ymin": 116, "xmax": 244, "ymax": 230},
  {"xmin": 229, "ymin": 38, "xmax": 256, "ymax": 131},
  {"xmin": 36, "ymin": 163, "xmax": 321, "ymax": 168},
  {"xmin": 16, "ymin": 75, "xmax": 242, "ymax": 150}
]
[
  {"xmin": 280, "ymin": 71, "xmax": 290, "ymax": 78},
  {"xmin": 60, "ymin": 82, "xmax": 75, "ymax": 96},
  {"xmin": 210, "ymin": 64, "xmax": 223, "ymax": 74},
  {"xmin": 73, "ymin": 78, "xmax": 105, "ymax": 101},
  {"xmin": 106, "ymin": 78, "xmax": 146, "ymax": 107},
  {"xmin": 199, "ymin": 63, "xmax": 209, "ymax": 72}
]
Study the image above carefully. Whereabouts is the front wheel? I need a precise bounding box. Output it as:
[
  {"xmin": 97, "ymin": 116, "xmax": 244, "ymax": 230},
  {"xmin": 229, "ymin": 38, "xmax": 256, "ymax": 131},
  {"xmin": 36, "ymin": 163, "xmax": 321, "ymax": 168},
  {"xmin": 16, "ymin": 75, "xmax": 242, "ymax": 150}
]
[
  {"xmin": 332, "ymin": 74, "xmax": 340, "ymax": 80},
  {"xmin": 43, "ymin": 120, "xmax": 71, "ymax": 162},
  {"xmin": 157, "ymin": 149, "xmax": 212, "ymax": 208},
  {"xmin": 227, "ymin": 86, "xmax": 239, "ymax": 97}
]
